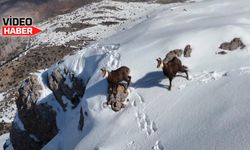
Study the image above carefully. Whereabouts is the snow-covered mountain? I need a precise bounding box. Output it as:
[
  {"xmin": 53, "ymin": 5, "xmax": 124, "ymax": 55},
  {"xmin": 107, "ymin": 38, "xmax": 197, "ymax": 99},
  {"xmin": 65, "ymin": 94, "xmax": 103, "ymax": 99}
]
[{"xmin": 3, "ymin": 0, "xmax": 250, "ymax": 149}]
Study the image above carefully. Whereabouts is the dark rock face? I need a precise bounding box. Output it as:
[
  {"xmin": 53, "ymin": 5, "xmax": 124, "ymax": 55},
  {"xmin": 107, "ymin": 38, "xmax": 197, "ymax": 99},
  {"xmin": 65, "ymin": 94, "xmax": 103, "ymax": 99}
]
[
  {"xmin": 10, "ymin": 123, "xmax": 42, "ymax": 150},
  {"xmin": 78, "ymin": 107, "xmax": 84, "ymax": 131},
  {"xmin": 48, "ymin": 68, "xmax": 85, "ymax": 111},
  {"xmin": 6, "ymin": 75, "xmax": 58, "ymax": 150},
  {"xmin": 18, "ymin": 103, "xmax": 58, "ymax": 146},
  {"xmin": 219, "ymin": 38, "xmax": 246, "ymax": 51},
  {"xmin": 184, "ymin": 44, "xmax": 192, "ymax": 57}
]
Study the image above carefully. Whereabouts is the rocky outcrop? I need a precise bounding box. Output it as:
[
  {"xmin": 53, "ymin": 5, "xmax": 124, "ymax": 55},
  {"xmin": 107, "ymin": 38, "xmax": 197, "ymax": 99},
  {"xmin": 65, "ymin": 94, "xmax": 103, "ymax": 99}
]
[
  {"xmin": 48, "ymin": 68, "xmax": 85, "ymax": 111},
  {"xmin": 219, "ymin": 38, "xmax": 246, "ymax": 51},
  {"xmin": 9, "ymin": 123, "xmax": 42, "ymax": 150},
  {"xmin": 106, "ymin": 83, "xmax": 128, "ymax": 112},
  {"xmin": 0, "ymin": 122, "xmax": 11, "ymax": 135},
  {"xmin": 5, "ymin": 75, "xmax": 58, "ymax": 150},
  {"xmin": 78, "ymin": 107, "xmax": 84, "ymax": 131}
]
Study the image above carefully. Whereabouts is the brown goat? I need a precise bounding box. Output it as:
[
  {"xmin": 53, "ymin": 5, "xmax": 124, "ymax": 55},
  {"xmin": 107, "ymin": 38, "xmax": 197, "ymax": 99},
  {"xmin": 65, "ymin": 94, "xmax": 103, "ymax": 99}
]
[
  {"xmin": 156, "ymin": 57, "xmax": 189, "ymax": 90},
  {"xmin": 101, "ymin": 66, "xmax": 131, "ymax": 97}
]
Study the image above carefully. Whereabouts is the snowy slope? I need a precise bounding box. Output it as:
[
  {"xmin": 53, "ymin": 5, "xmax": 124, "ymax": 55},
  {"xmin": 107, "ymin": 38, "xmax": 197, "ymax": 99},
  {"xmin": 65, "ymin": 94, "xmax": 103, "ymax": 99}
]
[{"xmin": 9, "ymin": 0, "xmax": 250, "ymax": 149}]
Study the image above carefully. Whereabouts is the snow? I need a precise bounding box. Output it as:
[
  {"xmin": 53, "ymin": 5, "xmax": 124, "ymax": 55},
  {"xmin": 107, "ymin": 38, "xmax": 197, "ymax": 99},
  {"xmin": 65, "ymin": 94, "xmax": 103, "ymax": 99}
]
[
  {"xmin": 40, "ymin": 0, "xmax": 250, "ymax": 149},
  {"xmin": 0, "ymin": 134, "xmax": 9, "ymax": 150},
  {"xmin": 32, "ymin": 1, "xmax": 159, "ymax": 47},
  {"xmin": 5, "ymin": 0, "xmax": 250, "ymax": 149}
]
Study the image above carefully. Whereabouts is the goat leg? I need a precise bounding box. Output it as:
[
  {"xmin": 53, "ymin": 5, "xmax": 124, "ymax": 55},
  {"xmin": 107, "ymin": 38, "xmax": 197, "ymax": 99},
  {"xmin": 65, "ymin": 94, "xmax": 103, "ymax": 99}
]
[
  {"xmin": 127, "ymin": 76, "xmax": 131, "ymax": 87},
  {"xmin": 185, "ymin": 70, "xmax": 189, "ymax": 80},
  {"xmin": 168, "ymin": 78, "xmax": 172, "ymax": 91}
]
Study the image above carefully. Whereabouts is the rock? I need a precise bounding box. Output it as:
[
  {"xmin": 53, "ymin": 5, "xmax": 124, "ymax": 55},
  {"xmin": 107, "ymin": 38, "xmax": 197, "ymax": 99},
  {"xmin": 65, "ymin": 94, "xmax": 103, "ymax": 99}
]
[
  {"xmin": 48, "ymin": 68, "xmax": 85, "ymax": 111},
  {"xmin": 78, "ymin": 107, "xmax": 84, "ymax": 131},
  {"xmin": 18, "ymin": 103, "xmax": 58, "ymax": 145},
  {"xmin": 163, "ymin": 49, "xmax": 183, "ymax": 63},
  {"xmin": 6, "ymin": 75, "xmax": 58, "ymax": 150},
  {"xmin": 0, "ymin": 122, "xmax": 11, "ymax": 136},
  {"xmin": 16, "ymin": 76, "xmax": 42, "ymax": 111},
  {"xmin": 9, "ymin": 123, "xmax": 42, "ymax": 150},
  {"xmin": 184, "ymin": 44, "xmax": 192, "ymax": 57},
  {"xmin": 107, "ymin": 83, "xmax": 128, "ymax": 112},
  {"xmin": 219, "ymin": 38, "xmax": 246, "ymax": 51}
]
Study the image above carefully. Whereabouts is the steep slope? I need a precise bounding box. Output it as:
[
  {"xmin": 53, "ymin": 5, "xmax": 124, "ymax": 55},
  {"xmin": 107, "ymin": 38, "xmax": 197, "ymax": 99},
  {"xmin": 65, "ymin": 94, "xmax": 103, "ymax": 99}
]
[
  {"xmin": 4, "ymin": 0, "xmax": 250, "ymax": 149},
  {"xmin": 51, "ymin": 0, "xmax": 250, "ymax": 149}
]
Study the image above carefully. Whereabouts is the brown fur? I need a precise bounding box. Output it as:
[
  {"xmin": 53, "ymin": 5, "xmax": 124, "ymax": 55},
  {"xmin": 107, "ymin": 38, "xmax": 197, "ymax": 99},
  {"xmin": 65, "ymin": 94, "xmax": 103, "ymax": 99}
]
[
  {"xmin": 156, "ymin": 57, "xmax": 189, "ymax": 90},
  {"xmin": 101, "ymin": 66, "xmax": 131, "ymax": 97}
]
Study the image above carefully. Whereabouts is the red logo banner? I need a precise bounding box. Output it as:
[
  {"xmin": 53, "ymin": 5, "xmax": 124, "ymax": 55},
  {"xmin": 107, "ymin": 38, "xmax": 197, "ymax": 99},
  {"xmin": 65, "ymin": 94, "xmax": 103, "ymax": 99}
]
[{"xmin": 1, "ymin": 26, "xmax": 42, "ymax": 36}]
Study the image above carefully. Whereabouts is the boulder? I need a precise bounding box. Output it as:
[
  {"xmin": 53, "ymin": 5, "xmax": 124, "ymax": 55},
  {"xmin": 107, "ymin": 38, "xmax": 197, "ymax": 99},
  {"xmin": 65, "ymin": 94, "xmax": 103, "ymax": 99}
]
[
  {"xmin": 219, "ymin": 38, "xmax": 246, "ymax": 51},
  {"xmin": 107, "ymin": 83, "xmax": 128, "ymax": 112},
  {"xmin": 5, "ymin": 75, "xmax": 58, "ymax": 150},
  {"xmin": 48, "ymin": 68, "xmax": 85, "ymax": 111},
  {"xmin": 0, "ymin": 122, "xmax": 11, "ymax": 136},
  {"xmin": 9, "ymin": 123, "xmax": 42, "ymax": 150},
  {"xmin": 16, "ymin": 76, "xmax": 42, "ymax": 111}
]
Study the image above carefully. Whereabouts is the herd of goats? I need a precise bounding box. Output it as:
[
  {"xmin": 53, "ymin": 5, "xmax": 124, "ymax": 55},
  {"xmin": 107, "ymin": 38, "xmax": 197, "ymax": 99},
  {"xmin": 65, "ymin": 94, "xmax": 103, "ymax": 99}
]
[
  {"xmin": 100, "ymin": 45, "xmax": 192, "ymax": 111},
  {"xmin": 99, "ymin": 37, "xmax": 245, "ymax": 111}
]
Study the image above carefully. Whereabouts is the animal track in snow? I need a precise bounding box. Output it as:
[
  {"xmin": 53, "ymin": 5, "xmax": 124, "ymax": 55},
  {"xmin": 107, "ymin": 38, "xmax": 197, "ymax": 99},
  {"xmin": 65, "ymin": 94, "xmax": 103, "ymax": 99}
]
[
  {"xmin": 136, "ymin": 112, "xmax": 157, "ymax": 136},
  {"xmin": 191, "ymin": 71, "xmax": 228, "ymax": 83},
  {"xmin": 152, "ymin": 141, "xmax": 164, "ymax": 150},
  {"xmin": 239, "ymin": 66, "xmax": 250, "ymax": 74}
]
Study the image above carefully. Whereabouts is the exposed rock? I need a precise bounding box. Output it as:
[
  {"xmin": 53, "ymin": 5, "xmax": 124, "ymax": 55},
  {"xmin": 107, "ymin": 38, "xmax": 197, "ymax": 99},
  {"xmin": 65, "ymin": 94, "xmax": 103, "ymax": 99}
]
[
  {"xmin": 219, "ymin": 38, "xmax": 246, "ymax": 51},
  {"xmin": 184, "ymin": 44, "xmax": 192, "ymax": 57},
  {"xmin": 9, "ymin": 123, "xmax": 42, "ymax": 150},
  {"xmin": 78, "ymin": 107, "xmax": 84, "ymax": 131},
  {"xmin": 16, "ymin": 76, "xmax": 42, "ymax": 111},
  {"xmin": 18, "ymin": 103, "xmax": 58, "ymax": 146},
  {"xmin": 55, "ymin": 23, "xmax": 96, "ymax": 32},
  {"xmin": 0, "ymin": 122, "xmax": 11, "ymax": 136},
  {"xmin": 163, "ymin": 49, "xmax": 183, "ymax": 63},
  {"xmin": 6, "ymin": 75, "xmax": 58, "ymax": 150},
  {"xmin": 100, "ymin": 21, "xmax": 120, "ymax": 26},
  {"xmin": 107, "ymin": 83, "xmax": 128, "ymax": 112},
  {"xmin": 48, "ymin": 68, "xmax": 85, "ymax": 111}
]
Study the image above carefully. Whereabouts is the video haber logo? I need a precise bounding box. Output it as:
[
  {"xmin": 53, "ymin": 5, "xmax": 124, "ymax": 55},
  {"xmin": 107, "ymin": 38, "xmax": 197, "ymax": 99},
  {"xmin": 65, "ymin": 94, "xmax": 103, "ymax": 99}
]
[{"xmin": 1, "ymin": 17, "xmax": 42, "ymax": 36}]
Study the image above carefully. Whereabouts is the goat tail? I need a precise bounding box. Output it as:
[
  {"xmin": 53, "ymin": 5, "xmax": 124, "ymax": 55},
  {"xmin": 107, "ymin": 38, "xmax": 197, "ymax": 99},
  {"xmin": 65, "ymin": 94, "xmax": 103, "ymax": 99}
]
[{"xmin": 182, "ymin": 65, "xmax": 188, "ymax": 70}]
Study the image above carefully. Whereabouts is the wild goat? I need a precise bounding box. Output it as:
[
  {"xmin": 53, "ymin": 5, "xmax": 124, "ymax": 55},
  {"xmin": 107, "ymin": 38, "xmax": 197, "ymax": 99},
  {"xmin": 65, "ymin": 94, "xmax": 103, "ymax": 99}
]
[
  {"xmin": 156, "ymin": 57, "xmax": 189, "ymax": 90},
  {"xmin": 101, "ymin": 66, "xmax": 131, "ymax": 97}
]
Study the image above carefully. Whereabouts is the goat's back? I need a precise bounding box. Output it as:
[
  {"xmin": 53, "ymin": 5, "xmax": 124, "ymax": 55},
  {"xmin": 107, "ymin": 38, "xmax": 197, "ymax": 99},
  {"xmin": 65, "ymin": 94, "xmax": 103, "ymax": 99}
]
[{"xmin": 108, "ymin": 66, "xmax": 130, "ymax": 83}]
